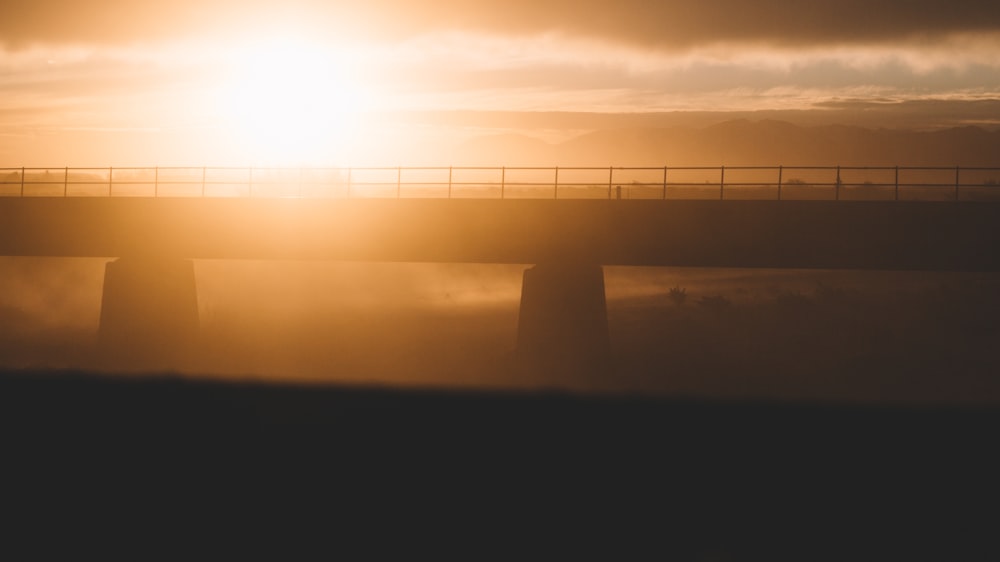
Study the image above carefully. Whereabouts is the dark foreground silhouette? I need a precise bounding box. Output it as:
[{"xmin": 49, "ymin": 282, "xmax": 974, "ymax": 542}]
[{"xmin": 3, "ymin": 369, "xmax": 998, "ymax": 558}]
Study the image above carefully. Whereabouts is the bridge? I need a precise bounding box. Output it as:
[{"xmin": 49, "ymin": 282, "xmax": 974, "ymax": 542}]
[{"xmin": 3, "ymin": 165, "xmax": 1000, "ymax": 371}]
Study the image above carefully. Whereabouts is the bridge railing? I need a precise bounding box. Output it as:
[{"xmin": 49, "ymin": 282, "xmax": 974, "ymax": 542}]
[{"xmin": 2, "ymin": 166, "xmax": 999, "ymax": 201}]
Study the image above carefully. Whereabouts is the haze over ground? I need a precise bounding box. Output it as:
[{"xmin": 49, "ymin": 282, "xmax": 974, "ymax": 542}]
[{"xmin": 3, "ymin": 256, "xmax": 998, "ymax": 405}]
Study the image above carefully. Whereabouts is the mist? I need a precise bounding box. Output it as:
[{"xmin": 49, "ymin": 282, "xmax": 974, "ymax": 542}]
[{"xmin": 3, "ymin": 256, "xmax": 999, "ymax": 404}]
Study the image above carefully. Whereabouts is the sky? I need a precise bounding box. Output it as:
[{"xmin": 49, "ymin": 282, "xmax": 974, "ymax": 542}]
[{"xmin": 2, "ymin": 0, "xmax": 999, "ymax": 166}]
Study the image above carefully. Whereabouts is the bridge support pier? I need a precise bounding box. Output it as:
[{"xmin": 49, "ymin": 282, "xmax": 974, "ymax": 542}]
[
  {"xmin": 516, "ymin": 263, "xmax": 611, "ymax": 374},
  {"xmin": 98, "ymin": 258, "xmax": 199, "ymax": 371}
]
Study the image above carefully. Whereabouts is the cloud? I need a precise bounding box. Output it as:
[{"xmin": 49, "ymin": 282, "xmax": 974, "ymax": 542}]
[{"xmin": 2, "ymin": 0, "xmax": 998, "ymax": 49}]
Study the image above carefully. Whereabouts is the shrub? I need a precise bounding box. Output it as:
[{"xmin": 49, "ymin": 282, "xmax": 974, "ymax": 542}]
[{"xmin": 668, "ymin": 286, "xmax": 687, "ymax": 307}]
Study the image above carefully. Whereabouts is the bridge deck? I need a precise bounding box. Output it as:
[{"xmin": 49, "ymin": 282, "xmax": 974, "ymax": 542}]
[{"xmin": 2, "ymin": 198, "xmax": 999, "ymax": 271}]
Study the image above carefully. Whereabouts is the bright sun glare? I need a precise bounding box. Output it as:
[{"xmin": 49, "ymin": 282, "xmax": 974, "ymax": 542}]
[{"xmin": 215, "ymin": 38, "xmax": 370, "ymax": 165}]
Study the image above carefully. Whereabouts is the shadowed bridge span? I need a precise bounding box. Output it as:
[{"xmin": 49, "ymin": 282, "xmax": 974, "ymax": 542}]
[{"xmin": 3, "ymin": 197, "xmax": 1000, "ymax": 270}]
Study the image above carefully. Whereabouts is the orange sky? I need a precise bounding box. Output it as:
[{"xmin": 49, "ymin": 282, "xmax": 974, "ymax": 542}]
[{"xmin": 2, "ymin": 0, "xmax": 999, "ymax": 166}]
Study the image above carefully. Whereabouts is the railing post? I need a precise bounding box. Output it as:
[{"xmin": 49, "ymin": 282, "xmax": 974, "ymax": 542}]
[
  {"xmin": 108, "ymin": 166, "xmax": 113, "ymax": 197},
  {"xmin": 662, "ymin": 166, "xmax": 668, "ymax": 199},
  {"xmin": 777, "ymin": 165, "xmax": 783, "ymax": 200},
  {"xmin": 554, "ymin": 166, "xmax": 559, "ymax": 199},
  {"xmin": 20, "ymin": 166, "xmax": 25, "ymax": 196},
  {"xmin": 448, "ymin": 166, "xmax": 453, "ymax": 198},
  {"xmin": 608, "ymin": 166, "xmax": 613, "ymax": 199},
  {"xmin": 501, "ymin": 166, "xmax": 506, "ymax": 199},
  {"xmin": 894, "ymin": 165, "xmax": 899, "ymax": 201},
  {"xmin": 955, "ymin": 165, "xmax": 960, "ymax": 201},
  {"xmin": 719, "ymin": 165, "xmax": 725, "ymax": 200},
  {"xmin": 835, "ymin": 165, "xmax": 841, "ymax": 200},
  {"xmin": 64, "ymin": 166, "xmax": 68, "ymax": 196}
]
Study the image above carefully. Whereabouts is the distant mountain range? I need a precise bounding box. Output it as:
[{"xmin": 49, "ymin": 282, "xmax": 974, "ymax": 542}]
[{"xmin": 450, "ymin": 120, "xmax": 1000, "ymax": 167}]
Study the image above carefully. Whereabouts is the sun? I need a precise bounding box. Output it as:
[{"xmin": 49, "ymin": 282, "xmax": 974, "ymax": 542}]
[{"xmin": 215, "ymin": 38, "xmax": 371, "ymax": 166}]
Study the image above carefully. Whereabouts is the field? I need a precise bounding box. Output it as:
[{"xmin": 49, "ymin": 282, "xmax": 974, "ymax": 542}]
[{"xmin": 3, "ymin": 259, "xmax": 998, "ymax": 404}]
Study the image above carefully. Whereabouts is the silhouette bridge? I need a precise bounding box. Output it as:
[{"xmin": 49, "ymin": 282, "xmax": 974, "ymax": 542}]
[{"xmin": 3, "ymin": 165, "xmax": 1000, "ymax": 370}]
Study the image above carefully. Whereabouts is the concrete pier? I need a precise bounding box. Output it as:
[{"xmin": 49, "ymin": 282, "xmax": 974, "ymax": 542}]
[
  {"xmin": 516, "ymin": 263, "xmax": 611, "ymax": 373},
  {"xmin": 98, "ymin": 258, "xmax": 199, "ymax": 370}
]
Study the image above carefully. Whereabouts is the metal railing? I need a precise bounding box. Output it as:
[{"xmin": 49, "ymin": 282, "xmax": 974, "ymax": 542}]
[{"xmin": 2, "ymin": 166, "xmax": 999, "ymax": 201}]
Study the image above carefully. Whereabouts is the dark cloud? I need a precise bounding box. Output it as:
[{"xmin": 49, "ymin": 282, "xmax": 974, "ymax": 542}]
[
  {"xmin": 2, "ymin": 0, "xmax": 999, "ymax": 48},
  {"xmin": 391, "ymin": 97, "xmax": 1000, "ymax": 132}
]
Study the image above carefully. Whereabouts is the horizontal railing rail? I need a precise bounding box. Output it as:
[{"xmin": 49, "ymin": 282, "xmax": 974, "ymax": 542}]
[{"xmin": 2, "ymin": 166, "xmax": 999, "ymax": 201}]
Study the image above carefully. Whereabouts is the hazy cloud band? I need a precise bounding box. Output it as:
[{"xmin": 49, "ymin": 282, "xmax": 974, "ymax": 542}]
[{"xmin": 3, "ymin": 0, "xmax": 999, "ymax": 48}]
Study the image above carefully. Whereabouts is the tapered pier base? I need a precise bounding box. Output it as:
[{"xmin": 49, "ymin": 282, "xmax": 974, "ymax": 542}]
[
  {"xmin": 516, "ymin": 263, "xmax": 611, "ymax": 374},
  {"xmin": 98, "ymin": 258, "xmax": 199, "ymax": 370}
]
